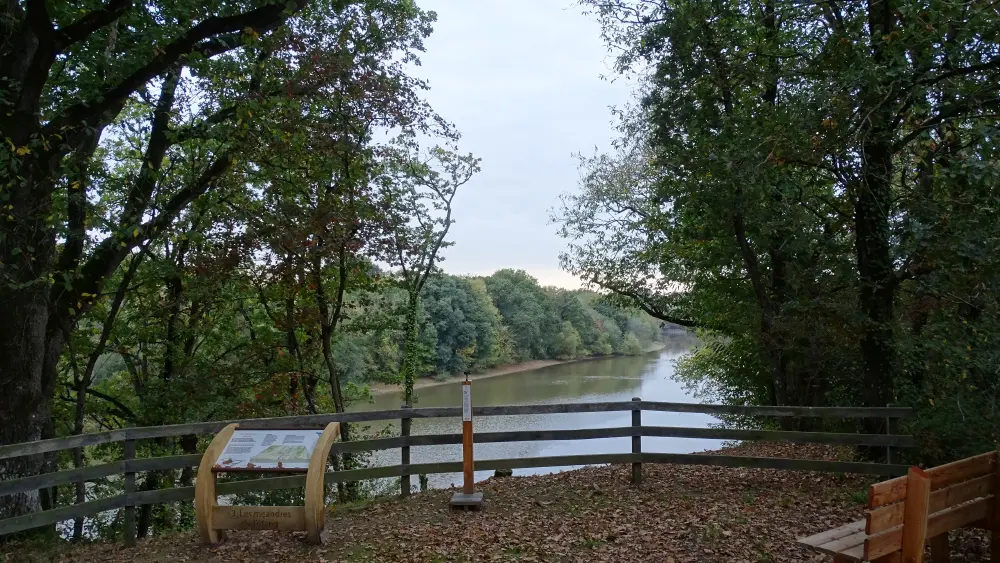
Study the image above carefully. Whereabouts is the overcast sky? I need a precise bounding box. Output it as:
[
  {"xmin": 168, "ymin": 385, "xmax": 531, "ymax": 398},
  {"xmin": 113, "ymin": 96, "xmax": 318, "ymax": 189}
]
[{"xmin": 412, "ymin": 0, "xmax": 633, "ymax": 289}]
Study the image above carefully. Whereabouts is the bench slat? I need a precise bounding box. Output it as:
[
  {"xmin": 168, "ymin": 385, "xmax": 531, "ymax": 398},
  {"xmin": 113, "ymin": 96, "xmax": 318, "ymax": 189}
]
[
  {"xmin": 864, "ymin": 496, "xmax": 992, "ymax": 560},
  {"xmin": 820, "ymin": 530, "xmax": 867, "ymax": 553},
  {"xmin": 841, "ymin": 543, "xmax": 865, "ymax": 561},
  {"xmin": 798, "ymin": 520, "xmax": 865, "ymax": 547},
  {"xmin": 868, "ymin": 452, "xmax": 995, "ymax": 508},
  {"xmin": 866, "ymin": 473, "xmax": 993, "ymax": 534}
]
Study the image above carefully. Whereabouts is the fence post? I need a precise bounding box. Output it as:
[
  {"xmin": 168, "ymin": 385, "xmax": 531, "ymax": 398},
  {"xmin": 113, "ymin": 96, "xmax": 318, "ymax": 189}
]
[
  {"xmin": 123, "ymin": 437, "xmax": 136, "ymax": 547},
  {"xmin": 400, "ymin": 404, "xmax": 411, "ymax": 498},
  {"xmin": 631, "ymin": 397, "xmax": 641, "ymax": 486}
]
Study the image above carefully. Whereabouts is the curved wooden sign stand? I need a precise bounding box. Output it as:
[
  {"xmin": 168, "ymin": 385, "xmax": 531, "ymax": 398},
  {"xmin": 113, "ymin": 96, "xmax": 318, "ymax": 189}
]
[{"xmin": 195, "ymin": 422, "xmax": 340, "ymax": 545}]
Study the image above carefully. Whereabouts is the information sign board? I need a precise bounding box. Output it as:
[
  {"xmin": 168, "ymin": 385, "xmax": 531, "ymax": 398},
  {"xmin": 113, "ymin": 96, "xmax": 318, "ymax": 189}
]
[{"xmin": 214, "ymin": 429, "xmax": 323, "ymax": 471}]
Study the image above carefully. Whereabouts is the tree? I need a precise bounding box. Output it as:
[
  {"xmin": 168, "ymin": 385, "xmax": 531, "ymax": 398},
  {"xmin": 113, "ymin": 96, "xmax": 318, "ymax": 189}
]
[
  {"xmin": 421, "ymin": 276, "xmax": 496, "ymax": 374},
  {"xmin": 0, "ymin": 0, "xmax": 326, "ymax": 517},
  {"xmin": 576, "ymin": 0, "xmax": 1000, "ymax": 455},
  {"xmin": 483, "ymin": 270, "xmax": 558, "ymax": 361},
  {"xmin": 551, "ymin": 321, "xmax": 583, "ymax": 360},
  {"xmin": 388, "ymin": 142, "xmax": 479, "ymax": 405},
  {"xmin": 620, "ymin": 332, "xmax": 643, "ymax": 356}
]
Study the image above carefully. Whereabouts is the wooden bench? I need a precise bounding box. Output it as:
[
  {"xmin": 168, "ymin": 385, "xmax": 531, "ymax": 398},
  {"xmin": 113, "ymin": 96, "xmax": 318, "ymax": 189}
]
[{"xmin": 798, "ymin": 451, "xmax": 999, "ymax": 562}]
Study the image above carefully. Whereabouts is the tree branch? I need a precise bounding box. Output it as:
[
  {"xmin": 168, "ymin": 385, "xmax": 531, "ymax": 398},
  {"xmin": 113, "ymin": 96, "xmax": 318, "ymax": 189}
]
[
  {"xmin": 85, "ymin": 388, "xmax": 137, "ymax": 422},
  {"xmin": 894, "ymin": 96, "xmax": 1000, "ymax": 151},
  {"xmin": 45, "ymin": 0, "xmax": 308, "ymax": 134},
  {"xmin": 54, "ymin": 154, "xmax": 232, "ymax": 323},
  {"xmin": 53, "ymin": 0, "xmax": 130, "ymax": 51}
]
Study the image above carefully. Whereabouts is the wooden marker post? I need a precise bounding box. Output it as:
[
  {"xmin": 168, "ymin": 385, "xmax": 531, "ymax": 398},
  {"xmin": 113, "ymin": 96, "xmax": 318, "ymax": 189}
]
[
  {"xmin": 195, "ymin": 422, "xmax": 340, "ymax": 545},
  {"xmin": 450, "ymin": 376, "xmax": 483, "ymax": 510},
  {"xmin": 462, "ymin": 379, "xmax": 474, "ymax": 494}
]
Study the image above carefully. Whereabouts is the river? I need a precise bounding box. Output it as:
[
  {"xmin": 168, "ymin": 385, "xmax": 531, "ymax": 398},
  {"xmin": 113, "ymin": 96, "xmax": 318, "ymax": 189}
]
[{"xmin": 349, "ymin": 334, "xmax": 724, "ymax": 490}]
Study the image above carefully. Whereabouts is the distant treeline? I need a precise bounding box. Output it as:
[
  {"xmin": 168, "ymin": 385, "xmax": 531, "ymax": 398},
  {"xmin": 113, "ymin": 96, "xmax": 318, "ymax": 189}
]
[{"xmin": 332, "ymin": 268, "xmax": 664, "ymax": 383}]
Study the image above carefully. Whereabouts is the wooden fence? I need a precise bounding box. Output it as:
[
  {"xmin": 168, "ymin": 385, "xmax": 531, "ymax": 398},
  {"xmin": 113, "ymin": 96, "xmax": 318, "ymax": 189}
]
[{"xmin": 0, "ymin": 400, "xmax": 914, "ymax": 544}]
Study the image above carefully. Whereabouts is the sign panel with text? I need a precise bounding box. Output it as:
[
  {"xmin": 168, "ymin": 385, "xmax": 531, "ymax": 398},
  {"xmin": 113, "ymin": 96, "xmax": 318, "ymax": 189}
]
[
  {"xmin": 462, "ymin": 384, "xmax": 472, "ymax": 421},
  {"xmin": 213, "ymin": 429, "xmax": 323, "ymax": 472}
]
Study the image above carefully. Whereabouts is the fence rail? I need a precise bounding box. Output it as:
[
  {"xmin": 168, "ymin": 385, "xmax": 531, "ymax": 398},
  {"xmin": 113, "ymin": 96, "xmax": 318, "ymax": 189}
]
[{"xmin": 0, "ymin": 400, "xmax": 913, "ymax": 540}]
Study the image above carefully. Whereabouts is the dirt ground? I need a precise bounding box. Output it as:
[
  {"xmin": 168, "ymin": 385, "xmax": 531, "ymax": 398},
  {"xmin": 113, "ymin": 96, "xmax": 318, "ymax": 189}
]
[{"xmin": 4, "ymin": 443, "xmax": 991, "ymax": 563}]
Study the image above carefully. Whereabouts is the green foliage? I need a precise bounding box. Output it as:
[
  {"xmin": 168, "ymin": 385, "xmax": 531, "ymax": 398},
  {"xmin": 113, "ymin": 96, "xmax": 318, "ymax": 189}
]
[
  {"xmin": 484, "ymin": 269, "xmax": 559, "ymax": 360},
  {"xmin": 619, "ymin": 332, "xmax": 644, "ymax": 356},
  {"xmin": 552, "ymin": 321, "xmax": 584, "ymax": 360},
  {"xmin": 563, "ymin": 0, "xmax": 1000, "ymax": 463}
]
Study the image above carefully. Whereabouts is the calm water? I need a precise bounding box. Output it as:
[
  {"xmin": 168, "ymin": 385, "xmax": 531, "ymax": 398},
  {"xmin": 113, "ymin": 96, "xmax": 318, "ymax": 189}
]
[{"xmin": 348, "ymin": 334, "xmax": 723, "ymax": 489}]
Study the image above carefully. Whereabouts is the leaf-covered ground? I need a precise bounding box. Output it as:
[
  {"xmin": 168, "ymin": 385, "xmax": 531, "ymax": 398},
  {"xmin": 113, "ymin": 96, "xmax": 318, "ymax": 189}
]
[{"xmin": 5, "ymin": 443, "xmax": 992, "ymax": 562}]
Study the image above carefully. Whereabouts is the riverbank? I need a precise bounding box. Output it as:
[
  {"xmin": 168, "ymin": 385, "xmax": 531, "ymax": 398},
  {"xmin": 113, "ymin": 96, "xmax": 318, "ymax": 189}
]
[
  {"xmin": 370, "ymin": 342, "xmax": 667, "ymax": 397},
  {"xmin": 16, "ymin": 442, "xmax": 989, "ymax": 562}
]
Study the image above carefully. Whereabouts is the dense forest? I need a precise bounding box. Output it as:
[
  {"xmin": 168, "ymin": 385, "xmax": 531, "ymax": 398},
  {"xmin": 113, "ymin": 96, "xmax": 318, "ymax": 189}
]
[
  {"xmin": 557, "ymin": 1, "xmax": 1000, "ymax": 464},
  {"xmin": 77, "ymin": 267, "xmax": 663, "ymax": 429}
]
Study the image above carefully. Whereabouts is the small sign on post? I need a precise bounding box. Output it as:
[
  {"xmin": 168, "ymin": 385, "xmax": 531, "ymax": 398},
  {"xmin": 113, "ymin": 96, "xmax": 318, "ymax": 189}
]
[
  {"xmin": 195, "ymin": 422, "xmax": 340, "ymax": 545},
  {"xmin": 450, "ymin": 376, "xmax": 483, "ymax": 510}
]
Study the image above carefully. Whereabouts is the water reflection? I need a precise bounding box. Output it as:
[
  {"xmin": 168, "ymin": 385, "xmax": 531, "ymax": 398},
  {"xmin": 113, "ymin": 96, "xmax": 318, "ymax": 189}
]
[{"xmin": 349, "ymin": 334, "xmax": 722, "ymax": 488}]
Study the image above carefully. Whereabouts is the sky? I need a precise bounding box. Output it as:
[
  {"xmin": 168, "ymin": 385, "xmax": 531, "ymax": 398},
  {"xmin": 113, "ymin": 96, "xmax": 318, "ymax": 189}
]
[{"xmin": 411, "ymin": 0, "xmax": 634, "ymax": 289}]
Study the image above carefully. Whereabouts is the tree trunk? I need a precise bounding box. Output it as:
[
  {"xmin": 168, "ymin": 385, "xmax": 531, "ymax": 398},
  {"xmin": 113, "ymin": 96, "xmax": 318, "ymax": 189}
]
[
  {"xmin": 854, "ymin": 152, "xmax": 896, "ymax": 432},
  {"xmin": 72, "ymin": 378, "xmax": 88, "ymax": 541},
  {"xmin": 854, "ymin": 0, "xmax": 898, "ymax": 446},
  {"xmin": 136, "ymin": 471, "xmax": 161, "ymax": 539},
  {"xmin": 400, "ymin": 292, "xmax": 420, "ymax": 407},
  {"xmin": 0, "ymin": 283, "xmax": 51, "ymax": 518}
]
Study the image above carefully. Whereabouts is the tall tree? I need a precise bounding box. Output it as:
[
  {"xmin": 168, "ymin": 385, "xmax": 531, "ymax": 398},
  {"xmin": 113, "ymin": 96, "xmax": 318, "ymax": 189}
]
[{"xmin": 388, "ymin": 141, "xmax": 479, "ymax": 406}]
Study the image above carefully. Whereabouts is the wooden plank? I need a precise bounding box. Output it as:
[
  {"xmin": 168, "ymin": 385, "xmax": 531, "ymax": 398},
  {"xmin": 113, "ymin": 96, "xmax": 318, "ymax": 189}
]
[
  {"xmin": 0, "ymin": 430, "xmax": 127, "ymax": 460},
  {"xmin": 641, "ymin": 426, "xmax": 914, "ymax": 447},
  {"xmin": 195, "ymin": 423, "xmax": 237, "ymax": 544},
  {"xmin": 0, "ymin": 454, "xmax": 202, "ymax": 498},
  {"xmin": 478, "ymin": 453, "xmax": 638, "ymax": 471},
  {"xmin": 799, "ymin": 520, "xmax": 865, "ymax": 547},
  {"xmin": 817, "ymin": 530, "xmax": 866, "ymax": 555},
  {"xmin": 870, "ymin": 452, "xmax": 996, "ymax": 508},
  {"xmin": 127, "ymin": 453, "xmax": 202, "ymax": 472},
  {"xmin": 641, "ymin": 452, "xmax": 908, "ymax": 476},
  {"xmin": 637, "ymin": 401, "xmax": 913, "ymax": 419},
  {"xmin": 479, "ymin": 426, "xmax": 635, "ymax": 444},
  {"xmin": 216, "ymin": 474, "xmax": 307, "ymax": 495},
  {"xmin": 900, "ymin": 467, "xmax": 931, "ymax": 563},
  {"xmin": 305, "ymin": 422, "xmax": 339, "ymax": 544},
  {"xmin": 865, "ymin": 496, "xmax": 992, "ymax": 560},
  {"xmin": 127, "ymin": 409, "xmax": 460, "ymax": 440},
  {"xmin": 841, "ymin": 543, "xmax": 865, "ymax": 561},
  {"xmin": 475, "ymin": 402, "xmax": 635, "ymax": 416},
  {"xmin": 130, "ymin": 486, "xmax": 195, "ymax": 506},
  {"xmin": 212, "ymin": 506, "xmax": 306, "ymax": 531},
  {"xmin": 0, "ymin": 494, "xmax": 125, "ymax": 536},
  {"xmin": 0, "ymin": 460, "xmax": 124, "ymax": 497},
  {"xmin": 329, "ymin": 427, "xmax": 639, "ymax": 455},
  {"xmin": 867, "ymin": 474, "xmax": 994, "ymax": 534}
]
